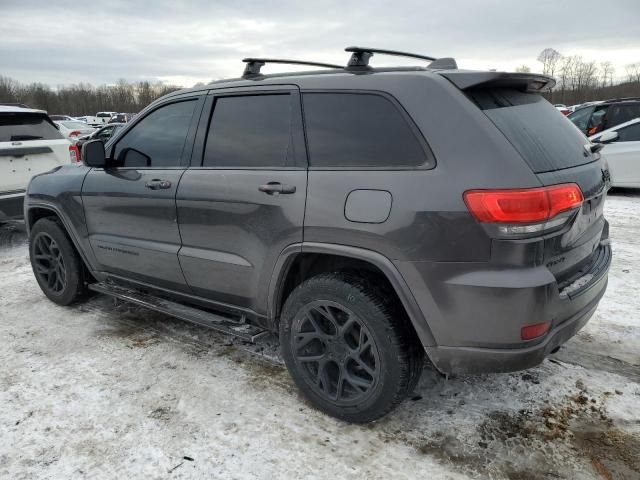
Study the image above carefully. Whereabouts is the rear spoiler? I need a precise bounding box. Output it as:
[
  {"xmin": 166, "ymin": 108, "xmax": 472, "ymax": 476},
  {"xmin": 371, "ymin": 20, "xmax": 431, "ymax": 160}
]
[{"xmin": 439, "ymin": 71, "xmax": 555, "ymax": 92}]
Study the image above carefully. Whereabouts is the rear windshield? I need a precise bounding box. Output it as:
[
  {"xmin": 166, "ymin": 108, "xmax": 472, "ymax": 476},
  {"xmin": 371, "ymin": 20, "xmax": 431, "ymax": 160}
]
[
  {"xmin": 0, "ymin": 113, "xmax": 63, "ymax": 142},
  {"xmin": 469, "ymin": 88, "xmax": 594, "ymax": 173}
]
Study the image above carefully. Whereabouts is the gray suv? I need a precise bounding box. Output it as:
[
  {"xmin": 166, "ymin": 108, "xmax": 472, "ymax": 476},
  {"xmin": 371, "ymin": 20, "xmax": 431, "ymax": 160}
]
[{"xmin": 25, "ymin": 47, "xmax": 612, "ymax": 422}]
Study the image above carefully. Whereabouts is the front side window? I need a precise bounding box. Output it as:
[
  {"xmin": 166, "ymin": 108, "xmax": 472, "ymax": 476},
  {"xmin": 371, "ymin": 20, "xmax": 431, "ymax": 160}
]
[
  {"xmin": 617, "ymin": 122, "xmax": 640, "ymax": 142},
  {"xmin": 114, "ymin": 100, "xmax": 196, "ymax": 167},
  {"xmin": 608, "ymin": 104, "xmax": 640, "ymax": 128},
  {"xmin": 203, "ymin": 94, "xmax": 293, "ymax": 168},
  {"xmin": 302, "ymin": 92, "xmax": 428, "ymax": 168},
  {"xmin": 568, "ymin": 106, "xmax": 595, "ymax": 133}
]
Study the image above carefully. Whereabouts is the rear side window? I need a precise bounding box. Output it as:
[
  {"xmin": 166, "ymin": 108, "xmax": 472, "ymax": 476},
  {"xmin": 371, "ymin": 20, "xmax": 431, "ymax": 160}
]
[
  {"xmin": 470, "ymin": 89, "xmax": 594, "ymax": 173},
  {"xmin": 114, "ymin": 99, "xmax": 196, "ymax": 167},
  {"xmin": 302, "ymin": 93, "xmax": 429, "ymax": 168},
  {"xmin": 0, "ymin": 113, "xmax": 63, "ymax": 142},
  {"xmin": 617, "ymin": 122, "xmax": 640, "ymax": 142},
  {"xmin": 608, "ymin": 104, "xmax": 640, "ymax": 128},
  {"xmin": 203, "ymin": 94, "xmax": 293, "ymax": 168}
]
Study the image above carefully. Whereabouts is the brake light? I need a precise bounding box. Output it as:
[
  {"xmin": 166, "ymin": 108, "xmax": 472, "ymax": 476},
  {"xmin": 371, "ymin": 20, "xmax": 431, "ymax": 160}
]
[
  {"xmin": 69, "ymin": 130, "xmax": 82, "ymax": 137},
  {"xmin": 463, "ymin": 184, "xmax": 583, "ymax": 224},
  {"xmin": 521, "ymin": 321, "xmax": 551, "ymax": 340},
  {"xmin": 69, "ymin": 144, "xmax": 80, "ymax": 163}
]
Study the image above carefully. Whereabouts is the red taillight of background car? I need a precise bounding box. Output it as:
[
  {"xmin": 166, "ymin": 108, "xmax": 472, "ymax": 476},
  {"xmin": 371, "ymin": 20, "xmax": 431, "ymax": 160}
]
[
  {"xmin": 463, "ymin": 184, "xmax": 583, "ymax": 224},
  {"xmin": 69, "ymin": 130, "xmax": 82, "ymax": 137},
  {"xmin": 69, "ymin": 144, "xmax": 80, "ymax": 163}
]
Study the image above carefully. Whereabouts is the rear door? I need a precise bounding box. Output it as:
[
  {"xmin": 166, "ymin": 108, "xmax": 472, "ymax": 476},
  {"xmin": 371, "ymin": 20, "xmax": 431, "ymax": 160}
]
[
  {"xmin": 176, "ymin": 86, "xmax": 307, "ymax": 313},
  {"xmin": 82, "ymin": 96, "xmax": 203, "ymax": 291},
  {"xmin": 0, "ymin": 111, "xmax": 70, "ymax": 195}
]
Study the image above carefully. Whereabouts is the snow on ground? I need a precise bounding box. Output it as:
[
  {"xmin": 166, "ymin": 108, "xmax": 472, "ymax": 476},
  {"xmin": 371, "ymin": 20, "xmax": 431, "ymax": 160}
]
[{"xmin": 1, "ymin": 192, "xmax": 639, "ymax": 480}]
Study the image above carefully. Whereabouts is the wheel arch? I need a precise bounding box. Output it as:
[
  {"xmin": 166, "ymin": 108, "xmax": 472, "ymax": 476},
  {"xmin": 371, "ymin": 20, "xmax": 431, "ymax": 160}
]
[
  {"xmin": 26, "ymin": 202, "xmax": 96, "ymax": 274},
  {"xmin": 268, "ymin": 242, "xmax": 437, "ymax": 349}
]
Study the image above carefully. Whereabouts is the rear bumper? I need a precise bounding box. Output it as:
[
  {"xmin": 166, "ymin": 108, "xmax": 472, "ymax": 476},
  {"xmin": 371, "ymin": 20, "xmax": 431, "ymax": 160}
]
[
  {"xmin": 425, "ymin": 280, "xmax": 604, "ymax": 374},
  {"xmin": 0, "ymin": 191, "xmax": 25, "ymax": 220},
  {"xmin": 395, "ymin": 241, "xmax": 611, "ymax": 374}
]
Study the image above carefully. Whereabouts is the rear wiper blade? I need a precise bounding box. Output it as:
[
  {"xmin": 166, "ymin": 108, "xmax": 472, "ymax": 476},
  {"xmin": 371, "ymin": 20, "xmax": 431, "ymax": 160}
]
[{"xmin": 10, "ymin": 135, "xmax": 43, "ymax": 141}]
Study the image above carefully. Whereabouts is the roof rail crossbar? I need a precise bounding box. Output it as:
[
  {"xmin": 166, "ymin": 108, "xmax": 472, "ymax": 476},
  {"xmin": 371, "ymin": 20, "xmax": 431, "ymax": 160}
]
[
  {"xmin": 345, "ymin": 46, "xmax": 437, "ymax": 67},
  {"xmin": 242, "ymin": 58, "xmax": 343, "ymax": 77}
]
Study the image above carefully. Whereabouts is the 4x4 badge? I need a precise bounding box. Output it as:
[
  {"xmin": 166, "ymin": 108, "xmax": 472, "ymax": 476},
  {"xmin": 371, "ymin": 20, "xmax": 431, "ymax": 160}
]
[{"xmin": 602, "ymin": 169, "xmax": 611, "ymax": 184}]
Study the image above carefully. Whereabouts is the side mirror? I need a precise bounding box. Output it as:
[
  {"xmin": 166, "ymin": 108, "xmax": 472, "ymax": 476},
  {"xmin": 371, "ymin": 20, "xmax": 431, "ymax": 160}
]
[
  {"xmin": 599, "ymin": 131, "xmax": 619, "ymax": 144},
  {"xmin": 82, "ymin": 139, "xmax": 108, "ymax": 168}
]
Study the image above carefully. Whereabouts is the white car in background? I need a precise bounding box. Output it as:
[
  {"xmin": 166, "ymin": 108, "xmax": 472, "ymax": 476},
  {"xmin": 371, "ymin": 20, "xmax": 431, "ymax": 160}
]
[
  {"xmin": 590, "ymin": 117, "xmax": 640, "ymax": 188},
  {"xmin": 96, "ymin": 111, "xmax": 118, "ymax": 125},
  {"xmin": 53, "ymin": 120, "xmax": 96, "ymax": 142},
  {"xmin": 0, "ymin": 106, "xmax": 76, "ymax": 221}
]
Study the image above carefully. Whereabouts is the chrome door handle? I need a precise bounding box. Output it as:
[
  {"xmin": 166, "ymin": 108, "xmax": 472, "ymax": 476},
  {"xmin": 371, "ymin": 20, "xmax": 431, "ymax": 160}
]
[
  {"xmin": 145, "ymin": 179, "xmax": 172, "ymax": 190},
  {"xmin": 259, "ymin": 182, "xmax": 296, "ymax": 195}
]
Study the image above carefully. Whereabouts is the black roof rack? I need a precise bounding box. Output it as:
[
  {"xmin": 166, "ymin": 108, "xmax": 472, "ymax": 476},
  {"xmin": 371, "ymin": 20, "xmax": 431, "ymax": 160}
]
[
  {"xmin": 242, "ymin": 58, "xmax": 343, "ymax": 77},
  {"xmin": 345, "ymin": 46, "xmax": 437, "ymax": 67}
]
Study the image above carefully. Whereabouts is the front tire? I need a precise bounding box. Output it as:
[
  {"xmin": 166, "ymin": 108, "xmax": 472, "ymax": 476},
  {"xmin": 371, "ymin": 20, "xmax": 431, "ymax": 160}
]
[
  {"xmin": 279, "ymin": 272, "xmax": 424, "ymax": 423},
  {"xmin": 29, "ymin": 217, "xmax": 88, "ymax": 306}
]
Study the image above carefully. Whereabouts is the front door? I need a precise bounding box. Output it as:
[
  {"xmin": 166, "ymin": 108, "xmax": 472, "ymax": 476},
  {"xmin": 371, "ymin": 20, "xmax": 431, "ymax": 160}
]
[
  {"xmin": 82, "ymin": 96, "xmax": 203, "ymax": 291},
  {"xmin": 176, "ymin": 87, "xmax": 307, "ymax": 314}
]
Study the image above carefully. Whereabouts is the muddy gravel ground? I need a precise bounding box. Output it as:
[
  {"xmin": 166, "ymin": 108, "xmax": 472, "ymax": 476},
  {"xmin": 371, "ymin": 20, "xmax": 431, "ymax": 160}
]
[{"xmin": 1, "ymin": 192, "xmax": 639, "ymax": 480}]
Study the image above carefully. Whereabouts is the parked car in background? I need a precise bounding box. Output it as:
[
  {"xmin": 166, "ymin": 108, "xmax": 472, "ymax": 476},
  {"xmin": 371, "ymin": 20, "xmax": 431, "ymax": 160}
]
[
  {"xmin": 555, "ymin": 105, "xmax": 570, "ymax": 116},
  {"xmin": 24, "ymin": 48, "xmax": 611, "ymax": 422},
  {"xmin": 96, "ymin": 111, "xmax": 118, "ymax": 126},
  {"xmin": 0, "ymin": 105, "xmax": 75, "ymax": 220},
  {"xmin": 108, "ymin": 113, "xmax": 135, "ymax": 123},
  {"xmin": 54, "ymin": 120, "xmax": 95, "ymax": 142},
  {"xmin": 75, "ymin": 122, "xmax": 124, "ymax": 149},
  {"xmin": 590, "ymin": 117, "xmax": 640, "ymax": 188},
  {"xmin": 49, "ymin": 115, "xmax": 75, "ymax": 121},
  {"xmin": 568, "ymin": 97, "xmax": 640, "ymax": 136}
]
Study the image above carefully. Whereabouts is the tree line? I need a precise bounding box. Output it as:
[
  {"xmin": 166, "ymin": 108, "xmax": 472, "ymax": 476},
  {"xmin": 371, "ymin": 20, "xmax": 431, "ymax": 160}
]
[
  {"xmin": 0, "ymin": 77, "xmax": 182, "ymax": 115},
  {"xmin": 3, "ymin": 48, "xmax": 640, "ymax": 114},
  {"xmin": 534, "ymin": 48, "xmax": 640, "ymax": 105}
]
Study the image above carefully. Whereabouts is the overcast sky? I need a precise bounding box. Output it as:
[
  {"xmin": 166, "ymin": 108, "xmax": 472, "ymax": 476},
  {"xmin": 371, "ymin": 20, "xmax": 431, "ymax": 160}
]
[{"xmin": 2, "ymin": 0, "xmax": 639, "ymax": 87}]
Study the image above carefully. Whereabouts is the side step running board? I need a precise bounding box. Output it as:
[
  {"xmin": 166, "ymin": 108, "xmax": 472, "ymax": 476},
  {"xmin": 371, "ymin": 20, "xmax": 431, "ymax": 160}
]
[{"xmin": 88, "ymin": 282, "xmax": 269, "ymax": 342}]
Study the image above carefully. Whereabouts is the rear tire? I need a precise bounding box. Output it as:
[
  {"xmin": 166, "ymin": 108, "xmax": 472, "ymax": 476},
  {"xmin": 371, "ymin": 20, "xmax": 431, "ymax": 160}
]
[
  {"xmin": 279, "ymin": 272, "xmax": 424, "ymax": 423},
  {"xmin": 29, "ymin": 217, "xmax": 88, "ymax": 306}
]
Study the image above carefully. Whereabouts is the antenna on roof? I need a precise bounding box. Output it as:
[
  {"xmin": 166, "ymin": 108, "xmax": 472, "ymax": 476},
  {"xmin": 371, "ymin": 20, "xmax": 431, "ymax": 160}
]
[{"xmin": 242, "ymin": 58, "xmax": 343, "ymax": 77}]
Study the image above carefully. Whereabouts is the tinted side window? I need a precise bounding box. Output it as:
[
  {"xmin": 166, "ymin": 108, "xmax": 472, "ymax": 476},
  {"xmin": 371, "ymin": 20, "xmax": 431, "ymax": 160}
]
[
  {"xmin": 203, "ymin": 94, "xmax": 292, "ymax": 168},
  {"xmin": 302, "ymin": 93, "xmax": 428, "ymax": 168},
  {"xmin": 608, "ymin": 104, "xmax": 640, "ymax": 128},
  {"xmin": 114, "ymin": 100, "xmax": 196, "ymax": 167},
  {"xmin": 617, "ymin": 122, "xmax": 640, "ymax": 142},
  {"xmin": 0, "ymin": 113, "xmax": 63, "ymax": 142},
  {"xmin": 568, "ymin": 106, "xmax": 595, "ymax": 132}
]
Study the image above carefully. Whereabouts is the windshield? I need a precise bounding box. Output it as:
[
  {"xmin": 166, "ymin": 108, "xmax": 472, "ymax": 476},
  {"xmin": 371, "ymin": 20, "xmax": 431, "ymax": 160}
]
[
  {"xmin": 469, "ymin": 88, "xmax": 595, "ymax": 173},
  {"xmin": 0, "ymin": 113, "xmax": 63, "ymax": 142}
]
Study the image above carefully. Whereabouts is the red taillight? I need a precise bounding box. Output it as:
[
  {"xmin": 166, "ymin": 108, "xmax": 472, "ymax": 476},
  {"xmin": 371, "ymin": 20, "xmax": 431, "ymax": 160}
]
[
  {"xmin": 463, "ymin": 184, "xmax": 583, "ymax": 224},
  {"xmin": 69, "ymin": 144, "xmax": 80, "ymax": 163},
  {"xmin": 521, "ymin": 321, "xmax": 551, "ymax": 340},
  {"xmin": 69, "ymin": 130, "xmax": 82, "ymax": 137}
]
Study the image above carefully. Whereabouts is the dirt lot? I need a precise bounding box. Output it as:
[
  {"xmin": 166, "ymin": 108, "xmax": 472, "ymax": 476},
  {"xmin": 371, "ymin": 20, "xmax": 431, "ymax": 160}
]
[{"xmin": 1, "ymin": 192, "xmax": 639, "ymax": 480}]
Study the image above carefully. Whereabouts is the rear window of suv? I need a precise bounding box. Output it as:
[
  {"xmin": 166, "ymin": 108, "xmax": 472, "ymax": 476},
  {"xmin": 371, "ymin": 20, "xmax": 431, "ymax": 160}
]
[
  {"xmin": 469, "ymin": 89, "xmax": 595, "ymax": 173},
  {"xmin": 0, "ymin": 113, "xmax": 63, "ymax": 142}
]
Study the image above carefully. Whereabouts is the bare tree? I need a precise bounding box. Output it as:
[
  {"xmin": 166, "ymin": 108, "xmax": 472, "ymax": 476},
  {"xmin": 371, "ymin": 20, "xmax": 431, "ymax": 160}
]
[
  {"xmin": 626, "ymin": 63, "xmax": 640, "ymax": 83},
  {"xmin": 537, "ymin": 48, "xmax": 562, "ymax": 77},
  {"xmin": 599, "ymin": 61, "xmax": 615, "ymax": 89}
]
